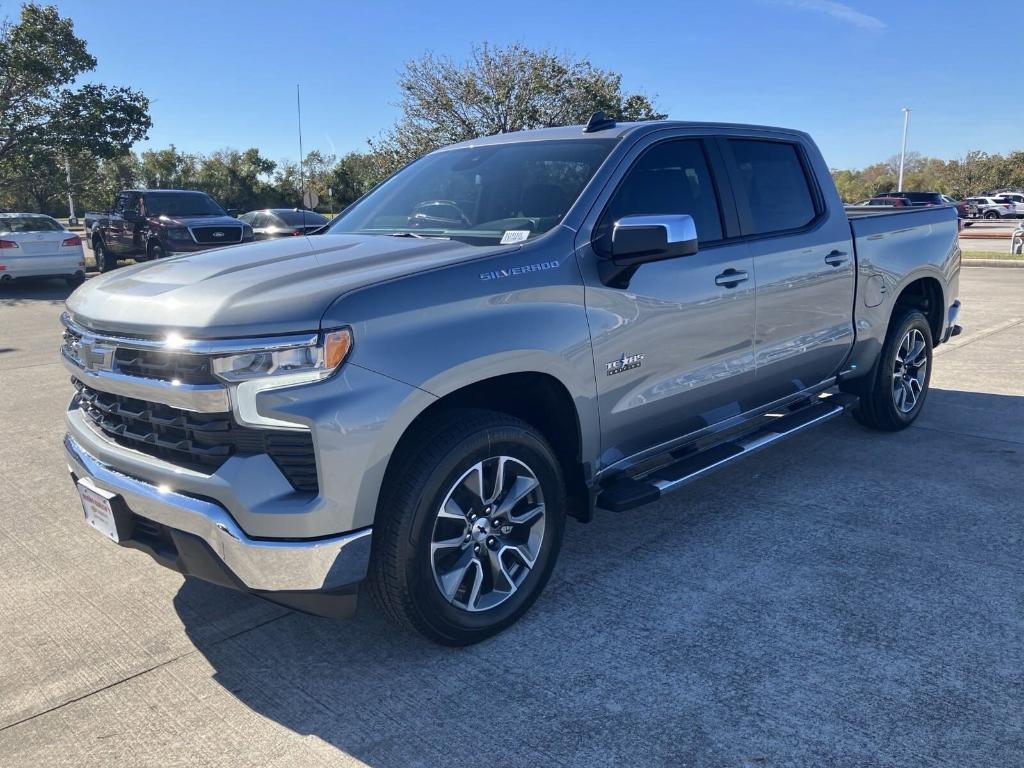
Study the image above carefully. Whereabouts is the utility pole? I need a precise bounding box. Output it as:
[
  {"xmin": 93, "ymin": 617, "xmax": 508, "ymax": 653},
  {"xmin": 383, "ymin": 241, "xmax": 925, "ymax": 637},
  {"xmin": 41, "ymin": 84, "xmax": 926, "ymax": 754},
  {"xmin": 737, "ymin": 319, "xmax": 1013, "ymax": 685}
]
[
  {"xmin": 64, "ymin": 155, "xmax": 77, "ymax": 226},
  {"xmin": 897, "ymin": 107, "xmax": 911, "ymax": 192}
]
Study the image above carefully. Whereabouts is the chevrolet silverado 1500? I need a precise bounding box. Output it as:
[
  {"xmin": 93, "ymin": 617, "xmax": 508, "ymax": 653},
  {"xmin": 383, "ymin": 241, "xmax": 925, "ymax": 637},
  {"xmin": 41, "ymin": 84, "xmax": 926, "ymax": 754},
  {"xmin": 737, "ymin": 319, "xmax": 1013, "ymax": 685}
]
[{"xmin": 61, "ymin": 115, "xmax": 961, "ymax": 645}]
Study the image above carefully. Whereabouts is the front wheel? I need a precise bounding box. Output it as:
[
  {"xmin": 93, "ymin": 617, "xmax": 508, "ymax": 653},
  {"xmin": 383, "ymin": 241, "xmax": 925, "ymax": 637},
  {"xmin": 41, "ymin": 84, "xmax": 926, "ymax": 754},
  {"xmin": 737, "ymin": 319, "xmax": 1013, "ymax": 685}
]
[
  {"xmin": 148, "ymin": 241, "xmax": 167, "ymax": 260},
  {"xmin": 367, "ymin": 410, "xmax": 566, "ymax": 646},
  {"xmin": 849, "ymin": 308, "xmax": 933, "ymax": 431},
  {"xmin": 984, "ymin": 210, "xmax": 999, "ymax": 219},
  {"xmin": 93, "ymin": 239, "xmax": 116, "ymax": 273}
]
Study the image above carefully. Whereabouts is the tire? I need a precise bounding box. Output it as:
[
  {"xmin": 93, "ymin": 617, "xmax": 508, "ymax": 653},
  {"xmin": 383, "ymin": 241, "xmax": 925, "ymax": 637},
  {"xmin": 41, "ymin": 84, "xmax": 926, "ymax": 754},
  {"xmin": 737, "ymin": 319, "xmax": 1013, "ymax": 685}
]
[
  {"xmin": 65, "ymin": 272, "xmax": 85, "ymax": 288},
  {"xmin": 367, "ymin": 409, "xmax": 566, "ymax": 646},
  {"xmin": 148, "ymin": 240, "xmax": 167, "ymax": 260},
  {"xmin": 984, "ymin": 210, "xmax": 998, "ymax": 219},
  {"xmin": 93, "ymin": 238, "xmax": 116, "ymax": 273},
  {"xmin": 849, "ymin": 308, "xmax": 933, "ymax": 431}
]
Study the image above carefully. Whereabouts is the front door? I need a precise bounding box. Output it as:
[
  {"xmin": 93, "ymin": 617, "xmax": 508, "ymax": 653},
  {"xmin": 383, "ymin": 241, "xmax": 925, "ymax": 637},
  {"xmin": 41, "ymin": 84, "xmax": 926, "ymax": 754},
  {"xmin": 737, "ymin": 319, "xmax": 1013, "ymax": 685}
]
[
  {"xmin": 575, "ymin": 135, "xmax": 757, "ymax": 471},
  {"xmin": 107, "ymin": 194, "xmax": 129, "ymax": 256}
]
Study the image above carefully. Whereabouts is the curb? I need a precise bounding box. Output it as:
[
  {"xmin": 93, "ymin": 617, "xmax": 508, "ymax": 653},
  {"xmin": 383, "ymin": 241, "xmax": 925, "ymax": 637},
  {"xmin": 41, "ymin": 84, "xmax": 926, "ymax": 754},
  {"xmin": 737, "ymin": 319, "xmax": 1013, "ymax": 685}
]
[{"xmin": 962, "ymin": 259, "xmax": 1024, "ymax": 268}]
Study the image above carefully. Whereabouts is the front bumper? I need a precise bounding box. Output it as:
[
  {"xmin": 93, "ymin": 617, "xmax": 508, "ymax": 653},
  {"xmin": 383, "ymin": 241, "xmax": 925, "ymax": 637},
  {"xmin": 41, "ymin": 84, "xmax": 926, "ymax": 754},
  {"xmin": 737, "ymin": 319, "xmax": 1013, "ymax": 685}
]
[{"xmin": 65, "ymin": 433, "xmax": 372, "ymax": 614}]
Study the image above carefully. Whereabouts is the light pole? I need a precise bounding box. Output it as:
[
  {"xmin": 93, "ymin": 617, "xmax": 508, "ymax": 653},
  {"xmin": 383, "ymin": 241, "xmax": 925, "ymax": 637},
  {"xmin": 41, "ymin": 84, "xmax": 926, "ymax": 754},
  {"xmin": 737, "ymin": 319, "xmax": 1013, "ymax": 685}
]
[
  {"xmin": 64, "ymin": 154, "xmax": 78, "ymax": 226},
  {"xmin": 897, "ymin": 107, "xmax": 911, "ymax": 192}
]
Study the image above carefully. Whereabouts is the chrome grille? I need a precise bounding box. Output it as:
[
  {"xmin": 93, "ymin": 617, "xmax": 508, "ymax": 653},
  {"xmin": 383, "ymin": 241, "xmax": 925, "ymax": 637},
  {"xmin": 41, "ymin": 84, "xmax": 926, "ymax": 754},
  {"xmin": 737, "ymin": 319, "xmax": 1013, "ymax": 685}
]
[
  {"xmin": 113, "ymin": 347, "xmax": 217, "ymax": 385},
  {"xmin": 190, "ymin": 225, "xmax": 243, "ymax": 244}
]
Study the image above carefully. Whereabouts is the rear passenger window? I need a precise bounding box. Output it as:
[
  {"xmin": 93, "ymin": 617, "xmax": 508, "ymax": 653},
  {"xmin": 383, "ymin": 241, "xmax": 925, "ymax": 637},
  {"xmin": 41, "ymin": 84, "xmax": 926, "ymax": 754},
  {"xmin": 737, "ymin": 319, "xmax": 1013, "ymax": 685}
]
[
  {"xmin": 599, "ymin": 139, "xmax": 724, "ymax": 245},
  {"xmin": 728, "ymin": 140, "xmax": 818, "ymax": 235}
]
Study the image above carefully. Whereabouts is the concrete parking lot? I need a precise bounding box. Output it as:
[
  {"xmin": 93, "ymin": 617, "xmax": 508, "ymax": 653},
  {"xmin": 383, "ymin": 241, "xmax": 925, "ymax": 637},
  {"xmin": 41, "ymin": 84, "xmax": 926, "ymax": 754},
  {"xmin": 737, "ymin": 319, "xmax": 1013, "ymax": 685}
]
[{"xmin": 0, "ymin": 269, "xmax": 1021, "ymax": 767}]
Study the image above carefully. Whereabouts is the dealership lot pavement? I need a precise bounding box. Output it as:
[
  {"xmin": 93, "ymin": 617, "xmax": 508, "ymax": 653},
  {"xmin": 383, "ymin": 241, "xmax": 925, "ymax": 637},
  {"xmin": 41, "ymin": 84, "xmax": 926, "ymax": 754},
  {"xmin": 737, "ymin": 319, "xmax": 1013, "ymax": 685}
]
[{"xmin": 0, "ymin": 270, "xmax": 1022, "ymax": 767}]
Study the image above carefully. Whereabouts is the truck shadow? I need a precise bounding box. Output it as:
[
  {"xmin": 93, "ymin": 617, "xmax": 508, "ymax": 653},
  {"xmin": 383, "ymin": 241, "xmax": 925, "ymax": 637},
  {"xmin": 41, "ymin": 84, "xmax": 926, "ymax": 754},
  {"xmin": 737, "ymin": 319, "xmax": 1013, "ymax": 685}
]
[
  {"xmin": 0, "ymin": 277, "xmax": 82, "ymax": 306},
  {"xmin": 173, "ymin": 387, "xmax": 1024, "ymax": 767}
]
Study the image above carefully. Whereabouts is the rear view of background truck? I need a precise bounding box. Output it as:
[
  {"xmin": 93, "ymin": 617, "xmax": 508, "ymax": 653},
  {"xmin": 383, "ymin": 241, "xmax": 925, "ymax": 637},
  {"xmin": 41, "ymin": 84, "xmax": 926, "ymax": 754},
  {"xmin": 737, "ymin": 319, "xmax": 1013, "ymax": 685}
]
[{"xmin": 61, "ymin": 115, "xmax": 960, "ymax": 645}]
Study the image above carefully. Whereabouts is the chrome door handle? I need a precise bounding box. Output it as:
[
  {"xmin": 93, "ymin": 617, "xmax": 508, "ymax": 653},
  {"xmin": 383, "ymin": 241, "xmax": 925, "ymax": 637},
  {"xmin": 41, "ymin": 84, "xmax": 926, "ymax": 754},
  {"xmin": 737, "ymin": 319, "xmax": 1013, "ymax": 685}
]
[
  {"xmin": 824, "ymin": 250, "xmax": 849, "ymax": 266},
  {"xmin": 715, "ymin": 269, "xmax": 749, "ymax": 287}
]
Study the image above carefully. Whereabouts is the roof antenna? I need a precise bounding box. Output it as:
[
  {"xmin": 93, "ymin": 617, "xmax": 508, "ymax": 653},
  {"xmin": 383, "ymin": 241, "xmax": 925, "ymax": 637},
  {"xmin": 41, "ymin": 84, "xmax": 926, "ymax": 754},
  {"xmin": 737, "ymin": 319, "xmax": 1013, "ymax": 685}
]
[
  {"xmin": 297, "ymin": 83, "xmax": 306, "ymax": 232},
  {"xmin": 583, "ymin": 111, "xmax": 616, "ymax": 133}
]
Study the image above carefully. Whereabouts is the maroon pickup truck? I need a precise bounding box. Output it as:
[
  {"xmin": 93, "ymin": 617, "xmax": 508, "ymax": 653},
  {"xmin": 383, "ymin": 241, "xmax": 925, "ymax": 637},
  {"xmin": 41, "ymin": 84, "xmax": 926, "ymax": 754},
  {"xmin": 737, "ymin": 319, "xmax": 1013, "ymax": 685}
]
[{"xmin": 89, "ymin": 190, "xmax": 254, "ymax": 272}]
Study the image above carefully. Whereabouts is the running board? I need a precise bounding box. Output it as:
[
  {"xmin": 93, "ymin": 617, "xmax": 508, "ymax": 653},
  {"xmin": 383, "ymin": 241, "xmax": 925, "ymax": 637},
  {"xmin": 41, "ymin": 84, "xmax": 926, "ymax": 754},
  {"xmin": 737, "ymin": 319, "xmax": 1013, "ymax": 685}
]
[{"xmin": 596, "ymin": 394, "xmax": 856, "ymax": 513}]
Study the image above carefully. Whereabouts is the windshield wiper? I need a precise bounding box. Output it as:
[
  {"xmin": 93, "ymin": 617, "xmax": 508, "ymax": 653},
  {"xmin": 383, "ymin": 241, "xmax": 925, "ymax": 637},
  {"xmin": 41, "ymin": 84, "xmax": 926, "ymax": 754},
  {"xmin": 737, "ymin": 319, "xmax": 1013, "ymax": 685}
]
[{"xmin": 386, "ymin": 231, "xmax": 450, "ymax": 240}]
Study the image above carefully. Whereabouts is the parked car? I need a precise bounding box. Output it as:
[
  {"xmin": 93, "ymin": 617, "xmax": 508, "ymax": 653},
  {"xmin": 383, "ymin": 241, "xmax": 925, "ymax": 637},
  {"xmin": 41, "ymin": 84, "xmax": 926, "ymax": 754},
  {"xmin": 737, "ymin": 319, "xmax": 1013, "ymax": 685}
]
[
  {"xmin": 852, "ymin": 196, "xmax": 913, "ymax": 207},
  {"xmin": 965, "ymin": 196, "xmax": 1015, "ymax": 219},
  {"xmin": 881, "ymin": 191, "xmax": 945, "ymax": 207},
  {"xmin": 88, "ymin": 189, "xmax": 254, "ymax": 273},
  {"xmin": 237, "ymin": 208, "xmax": 329, "ymax": 239},
  {"xmin": 61, "ymin": 116, "xmax": 961, "ymax": 645},
  {"xmin": 991, "ymin": 193, "xmax": 1024, "ymax": 218},
  {"xmin": 0, "ymin": 213, "xmax": 86, "ymax": 286}
]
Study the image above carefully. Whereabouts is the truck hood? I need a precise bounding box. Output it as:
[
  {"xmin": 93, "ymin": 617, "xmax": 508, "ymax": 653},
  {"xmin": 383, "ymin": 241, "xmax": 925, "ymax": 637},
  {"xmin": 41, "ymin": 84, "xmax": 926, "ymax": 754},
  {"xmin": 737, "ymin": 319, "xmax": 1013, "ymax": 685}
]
[
  {"xmin": 155, "ymin": 214, "xmax": 241, "ymax": 228},
  {"xmin": 67, "ymin": 234, "xmax": 512, "ymax": 338}
]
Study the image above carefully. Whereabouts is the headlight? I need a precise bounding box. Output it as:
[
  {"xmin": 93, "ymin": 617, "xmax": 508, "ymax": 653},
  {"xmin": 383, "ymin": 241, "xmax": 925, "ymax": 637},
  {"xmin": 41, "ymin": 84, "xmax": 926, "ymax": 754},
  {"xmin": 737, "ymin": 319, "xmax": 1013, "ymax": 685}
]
[
  {"xmin": 211, "ymin": 328, "xmax": 352, "ymax": 384},
  {"xmin": 166, "ymin": 227, "xmax": 191, "ymax": 241}
]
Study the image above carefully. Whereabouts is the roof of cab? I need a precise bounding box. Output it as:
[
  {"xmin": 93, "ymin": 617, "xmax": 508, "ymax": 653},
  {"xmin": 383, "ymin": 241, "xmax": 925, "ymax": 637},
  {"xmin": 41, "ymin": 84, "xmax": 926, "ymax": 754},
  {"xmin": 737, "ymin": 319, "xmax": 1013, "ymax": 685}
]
[{"xmin": 438, "ymin": 120, "xmax": 808, "ymax": 151}]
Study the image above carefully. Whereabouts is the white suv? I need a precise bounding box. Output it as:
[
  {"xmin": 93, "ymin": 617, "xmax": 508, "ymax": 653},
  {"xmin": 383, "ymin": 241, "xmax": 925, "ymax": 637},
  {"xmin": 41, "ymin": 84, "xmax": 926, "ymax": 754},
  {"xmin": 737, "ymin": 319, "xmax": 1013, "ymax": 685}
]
[
  {"xmin": 992, "ymin": 193, "xmax": 1024, "ymax": 218},
  {"xmin": 966, "ymin": 197, "xmax": 1017, "ymax": 219}
]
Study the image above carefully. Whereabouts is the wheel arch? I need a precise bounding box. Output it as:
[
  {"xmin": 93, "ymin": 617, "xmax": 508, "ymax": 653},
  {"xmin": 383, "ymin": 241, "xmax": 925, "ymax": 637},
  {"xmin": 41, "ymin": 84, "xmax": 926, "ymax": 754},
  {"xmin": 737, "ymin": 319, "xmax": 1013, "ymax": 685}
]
[
  {"xmin": 892, "ymin": 275, "xmax": 944, "ymax": 343},
  {"xmin": 382, "ymin": 371, "xmax": 593, "ymax": 522}
]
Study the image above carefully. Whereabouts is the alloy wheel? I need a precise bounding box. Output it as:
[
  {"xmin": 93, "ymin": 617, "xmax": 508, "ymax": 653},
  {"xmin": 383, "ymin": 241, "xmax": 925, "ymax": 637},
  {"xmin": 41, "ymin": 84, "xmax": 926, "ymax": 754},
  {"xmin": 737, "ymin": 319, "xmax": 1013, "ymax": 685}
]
[
  {"xmin": 430, "ymin": 456, "xmax": 546, "ymax": 613},
  {"xmin": 892, "ymin": 328, "xmax": 928, "ymax": 413}
]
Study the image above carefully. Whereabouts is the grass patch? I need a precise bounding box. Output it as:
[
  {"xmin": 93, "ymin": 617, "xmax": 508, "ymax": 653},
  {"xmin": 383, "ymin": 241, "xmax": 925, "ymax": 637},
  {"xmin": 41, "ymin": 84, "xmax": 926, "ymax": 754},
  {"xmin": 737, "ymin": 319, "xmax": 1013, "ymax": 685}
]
[{"xmin": 961, "ymin": 250, "xmax": 1024, "ymax": 260}]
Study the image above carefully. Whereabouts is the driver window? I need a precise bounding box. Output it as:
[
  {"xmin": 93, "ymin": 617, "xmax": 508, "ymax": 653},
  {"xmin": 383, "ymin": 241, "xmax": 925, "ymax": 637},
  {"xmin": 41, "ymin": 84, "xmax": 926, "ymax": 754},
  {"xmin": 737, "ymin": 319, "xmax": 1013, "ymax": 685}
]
[
  {"xmin": 123, "ymin": 194, "xmax": 140, "ymax": 218},
  {"xmin": 598, "ymin": 139, "xmax": 724, "ymax": 248}
]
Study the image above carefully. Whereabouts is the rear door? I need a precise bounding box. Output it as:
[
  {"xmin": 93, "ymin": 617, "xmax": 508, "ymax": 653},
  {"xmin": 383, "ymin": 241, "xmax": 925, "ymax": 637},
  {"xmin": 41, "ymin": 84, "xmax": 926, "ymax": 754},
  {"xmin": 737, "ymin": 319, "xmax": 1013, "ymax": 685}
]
[
  {"xmin": 720, "ymin": 136, "xmax": 856, "ymax": 403},
  {"xmin": 575, "ymin": 132, "xmax": 757, "ymax": 468}
]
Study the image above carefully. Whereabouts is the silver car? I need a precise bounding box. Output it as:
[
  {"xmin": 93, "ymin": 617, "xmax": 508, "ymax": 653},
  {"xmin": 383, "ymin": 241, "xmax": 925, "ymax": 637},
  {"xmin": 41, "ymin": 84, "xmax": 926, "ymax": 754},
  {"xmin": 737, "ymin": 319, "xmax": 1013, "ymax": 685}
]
[{"xmin": 0, "ymin": 213, "xmax": 86, "ymax": 286}]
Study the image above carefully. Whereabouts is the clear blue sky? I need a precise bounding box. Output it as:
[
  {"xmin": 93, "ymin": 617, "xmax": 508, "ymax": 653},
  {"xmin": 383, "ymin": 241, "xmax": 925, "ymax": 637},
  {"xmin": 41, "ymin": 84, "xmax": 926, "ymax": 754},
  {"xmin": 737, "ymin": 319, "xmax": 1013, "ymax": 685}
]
[{"xmin": 45, "ymin": 0, "xmax": 1018, "ymax": 170}]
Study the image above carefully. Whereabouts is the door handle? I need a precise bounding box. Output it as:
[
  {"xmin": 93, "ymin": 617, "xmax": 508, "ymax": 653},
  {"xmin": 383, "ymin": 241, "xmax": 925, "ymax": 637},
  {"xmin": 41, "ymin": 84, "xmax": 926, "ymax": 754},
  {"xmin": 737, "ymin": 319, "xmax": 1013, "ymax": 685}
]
[
  {"xmin": 824, "ymin": 250, "xmax": 849, "ymax": 266},
  {"xmin": 715, "ymin": 268, "xmax": 749, "ymax": 287}
]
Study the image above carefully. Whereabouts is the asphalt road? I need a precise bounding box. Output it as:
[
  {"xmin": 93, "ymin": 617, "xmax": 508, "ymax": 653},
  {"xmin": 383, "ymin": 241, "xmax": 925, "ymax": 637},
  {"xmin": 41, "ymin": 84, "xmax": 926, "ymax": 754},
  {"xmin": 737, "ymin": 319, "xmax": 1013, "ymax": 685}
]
[{"xmin": 0, "ymin": 270, "xmax": 1022, "ymax": 767}]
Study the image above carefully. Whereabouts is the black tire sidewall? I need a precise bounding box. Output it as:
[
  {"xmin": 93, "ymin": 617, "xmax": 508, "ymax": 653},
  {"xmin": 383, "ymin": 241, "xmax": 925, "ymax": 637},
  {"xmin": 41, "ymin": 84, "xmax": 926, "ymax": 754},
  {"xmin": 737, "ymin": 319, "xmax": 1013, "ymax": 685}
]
[
  {"xmin": 94, "ymin": 239, "xmax": 109, "ymax": 272},
  {"xmin": 149, "ymin": 241, "xmax": 166, "ymax": 260},
  {"xmin": 876, "ymin": 309, "xmax": 933, "ymax": 427},
  {"xmin": 400, "ymin": 423, "xmax": 565, "ymax": 643}
]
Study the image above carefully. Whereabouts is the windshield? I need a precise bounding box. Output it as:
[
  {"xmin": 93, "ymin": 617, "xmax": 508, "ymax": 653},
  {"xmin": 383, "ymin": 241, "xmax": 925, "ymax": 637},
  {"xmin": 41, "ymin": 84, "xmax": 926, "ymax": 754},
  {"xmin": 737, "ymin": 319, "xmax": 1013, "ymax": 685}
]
[
  {"xmin": 326, "ymin": 139, "xmax": 617, "ymax": 245},
  {"xmin": 144, "ymin": 192, "xmax": 226, "ymax": 217},
  {"xmin": 0, "ymin": 216, "xmax": 63, "ymax": 234}
]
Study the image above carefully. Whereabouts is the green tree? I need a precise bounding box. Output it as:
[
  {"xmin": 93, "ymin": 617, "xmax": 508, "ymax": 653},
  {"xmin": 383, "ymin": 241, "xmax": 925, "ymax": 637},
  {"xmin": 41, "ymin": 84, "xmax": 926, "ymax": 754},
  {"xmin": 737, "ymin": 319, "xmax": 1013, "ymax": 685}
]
[
  {"xmin": 370, "ymin": 43, "xmax": 667, "ymax": 176},
  {"xmin": 0, "ymin": 3, "xmax": 150, "ymax": 166},
  {"xmin": 194, "ymin": 148, "xmax": 277, "ymax": 210},
  {"xmin": 138, "ymin": 146, "xmax": 198, "ymax": 189}
]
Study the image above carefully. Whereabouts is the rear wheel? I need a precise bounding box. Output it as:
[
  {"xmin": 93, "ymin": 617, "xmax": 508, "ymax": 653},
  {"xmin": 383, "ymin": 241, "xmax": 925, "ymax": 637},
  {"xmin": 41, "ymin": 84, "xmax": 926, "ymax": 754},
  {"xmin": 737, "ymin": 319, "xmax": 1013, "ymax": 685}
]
[
  {"xmin": 849, "ymin": 308, "xmax": 933, "ymax": 431},
  {"xmin": 984, "ymin": 210, "xmax": 999, "ymax": 219},
  {"xmin": 367, "ymin": 409, "xmax": 566, "ymax": 646},
  {"xmin": 148, "ymin": 240, "xmax": 167, "ymax": 260},
  {"xmin": 93, "ymin": 238, "xmax": 116, "ymax": 273}
]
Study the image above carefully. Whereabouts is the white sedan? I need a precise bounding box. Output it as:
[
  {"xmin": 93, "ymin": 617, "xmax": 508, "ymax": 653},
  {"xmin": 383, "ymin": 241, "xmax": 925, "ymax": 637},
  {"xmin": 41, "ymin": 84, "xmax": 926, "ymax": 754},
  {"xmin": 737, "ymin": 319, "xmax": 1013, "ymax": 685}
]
[{"xmin": 0, "ymin": 213, "xmax": 87, "ymax": 287}]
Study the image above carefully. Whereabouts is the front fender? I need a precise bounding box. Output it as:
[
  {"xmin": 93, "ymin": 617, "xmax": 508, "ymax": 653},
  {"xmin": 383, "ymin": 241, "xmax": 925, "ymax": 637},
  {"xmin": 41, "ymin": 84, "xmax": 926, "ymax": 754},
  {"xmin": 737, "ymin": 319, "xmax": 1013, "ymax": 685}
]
[{"xmin": 320, "ymin": 230, "xmax": 600, "ymax": 465}]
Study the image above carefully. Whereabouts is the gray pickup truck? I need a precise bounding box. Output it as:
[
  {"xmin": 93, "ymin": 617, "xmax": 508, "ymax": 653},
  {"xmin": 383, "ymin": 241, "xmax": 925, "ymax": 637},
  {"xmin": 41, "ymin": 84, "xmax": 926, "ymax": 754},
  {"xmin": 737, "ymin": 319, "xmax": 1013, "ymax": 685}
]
[{"xmin": 61, "ymin": 115, "xmax": 961, "ymax": 645}]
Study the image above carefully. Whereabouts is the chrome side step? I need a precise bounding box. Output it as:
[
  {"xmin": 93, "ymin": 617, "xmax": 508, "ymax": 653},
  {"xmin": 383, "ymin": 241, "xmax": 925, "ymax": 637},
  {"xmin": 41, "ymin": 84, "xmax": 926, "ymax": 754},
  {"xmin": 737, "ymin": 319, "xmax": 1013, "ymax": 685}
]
[{"xmin": 596, "ymin": 394, "xmax": 855, "ymax": 513}]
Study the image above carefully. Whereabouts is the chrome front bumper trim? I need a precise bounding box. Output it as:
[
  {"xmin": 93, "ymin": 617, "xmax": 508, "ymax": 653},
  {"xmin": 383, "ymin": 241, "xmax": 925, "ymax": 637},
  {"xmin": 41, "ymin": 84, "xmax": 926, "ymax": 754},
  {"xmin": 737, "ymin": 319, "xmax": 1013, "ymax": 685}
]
[
  {"xmin": 62, "ymin": 311, "xmax": 318, "ymax": 355},
  {"xmin": 65, "ymin": 434, "xmax": 372, "ymax": 592},
  {"xmin": 62, "ymin": 350, "xmax": 230, "ymax": 413}
]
